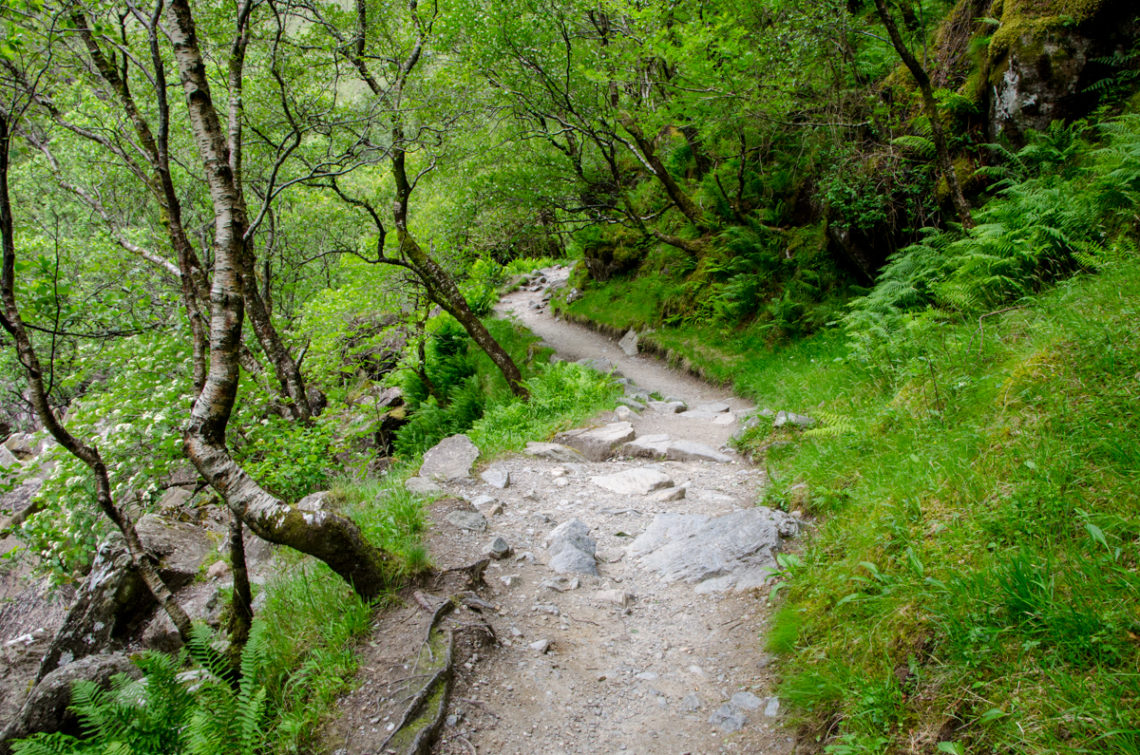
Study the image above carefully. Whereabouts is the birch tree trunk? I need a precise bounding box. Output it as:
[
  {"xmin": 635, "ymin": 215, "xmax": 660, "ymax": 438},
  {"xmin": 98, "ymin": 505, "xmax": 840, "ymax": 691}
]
[{"xmin": 166, "ymin": 0, "xmax": 391, "ymax": 599}]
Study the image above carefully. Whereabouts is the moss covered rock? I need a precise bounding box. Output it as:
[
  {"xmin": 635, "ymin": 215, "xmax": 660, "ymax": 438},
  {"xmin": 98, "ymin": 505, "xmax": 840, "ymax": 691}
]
[{"xmin": 987, "ymin": 0, "xmax": 1139, "ymax": 141}]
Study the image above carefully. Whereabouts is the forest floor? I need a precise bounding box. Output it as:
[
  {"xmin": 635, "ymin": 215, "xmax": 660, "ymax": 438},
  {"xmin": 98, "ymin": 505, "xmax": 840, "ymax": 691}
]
[{"xmin": 326, "ymin": 269, "xmax": 799, "ymax": 754}]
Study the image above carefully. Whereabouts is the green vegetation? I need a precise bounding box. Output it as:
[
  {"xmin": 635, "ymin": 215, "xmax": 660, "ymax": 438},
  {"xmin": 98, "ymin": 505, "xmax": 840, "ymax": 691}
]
[
  {"xmin": 1, "ymin": 0, "xmax": 1138, "ymax": 751},
  {"xmin": 556, "ymin": 115, "xmax": 1140, "ymax": 751}
]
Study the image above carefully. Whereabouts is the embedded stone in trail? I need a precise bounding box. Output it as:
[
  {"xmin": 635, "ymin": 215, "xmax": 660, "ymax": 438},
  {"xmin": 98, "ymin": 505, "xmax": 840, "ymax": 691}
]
[
  {"xmin": 545, "ymin": 519, "xmax": 597, "ymax": 575},
  {"xmin": 554, "ymin": 421, "xmax": 636, "ymax": 462},
  {"xmin": 618, "ymin": 328, "xmax": 639, "ymax": 356},
  {"xmin": 622, "ymin": 435, "xmax": 732, "ymax": 464},
  {"xmin": 524, "ymin": 442, "xmax": 586, "ymax": 463},
  {"xmin": 405, "ymin": 477, "xmax": 443, "ymax": 495},
  {"xmin": 419, "ymin": 433, "xmax": 480, "ymax": 482},
  {"xmin": 696, "ymin": 402, "xmax": 731, "ymax": 414},
  {"xmin": 480, "ymin": 466, "xmax": 511, "ymax": 489},
  {"xmin": 590, "ymin": 467, "xmax": 674, "ymax": 496},
  {"xmin": 446, "ymin": 510, "xmax": 488, "ymax": 532},
  {"xmin": 648, "ymin": 400, "xmax": 686, "ymax": 414},
  {"xmin": 628, "ymin": 508, "xmax": 796, "ymax": 592},
  {"xmin": 773, "ymin": 411, "xmax": 816, "ymax": 429}
]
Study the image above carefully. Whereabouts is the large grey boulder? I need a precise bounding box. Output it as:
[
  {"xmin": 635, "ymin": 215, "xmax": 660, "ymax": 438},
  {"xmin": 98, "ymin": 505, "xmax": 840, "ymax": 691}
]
[
  {"xmin": 0, "ymin": 446, "xmax": 18, "ymax": 469},
  {"xmin": 419, "ymin": 434, "xmax": 480, "ymax": 482},
  {"xmin": 0, "ymin": 653, "xmax": 140, "ymax": 754},
  {"xmin": 554, "ymin": 422, "xmax": 636, "ymax": 462},
  {"xmin": 628, "ymin": 508, "xmax": 797, "ymax": 592},
  {"xmin": 3, "ymin": 433, "xmax": 35, "ymax": 460},
  {"xmin": 591, "ymin": 467, "xmax": 674, "ymax": 496},
  {"xmin": 545, "ymin": 519, "xmax": 597, "ymax": 575}
]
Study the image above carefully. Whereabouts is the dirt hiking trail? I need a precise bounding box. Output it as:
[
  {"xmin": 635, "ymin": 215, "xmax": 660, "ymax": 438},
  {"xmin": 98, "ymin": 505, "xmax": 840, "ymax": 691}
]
[{"xmin": 327, "ymin": 267, "xmax": 799, "ymax": 755}]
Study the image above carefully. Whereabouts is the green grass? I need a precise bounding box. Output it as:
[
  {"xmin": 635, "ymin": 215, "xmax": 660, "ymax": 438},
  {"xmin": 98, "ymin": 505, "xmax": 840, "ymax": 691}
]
[{"xmin": 739, "ymin": 259, "xmax": 1140, "ymax": 753}]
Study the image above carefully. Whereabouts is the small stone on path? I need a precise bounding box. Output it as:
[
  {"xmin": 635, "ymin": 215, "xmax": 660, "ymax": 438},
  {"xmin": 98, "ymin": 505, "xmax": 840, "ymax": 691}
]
[
  {"xmin": 764, "ymin": 697, "xmax": 781, "ymax": 717},
  {"xmin": 545, "ymin": 518, "xmax": 598, "ymax": 575},
  {"xmin": 648, "ymin": 400, "xmax": 686, "ymax": 414},
  {"xmin": 480, "ymin": 466, "xmax": 511, "ymax": 489},
  {"xmin": 731, "ymin": 691, "xmax": 763, "ymax": 711},
  {"xmin": 709, "ymin": 704, "xmax": 746, "ymax": 732},
  {"xmin": 618, "ymin": 328, "xmax": 639, "ymax": 356},
  {"xmin": 487, "ymin": 536, "xmax": 511, "ymax": 559}
]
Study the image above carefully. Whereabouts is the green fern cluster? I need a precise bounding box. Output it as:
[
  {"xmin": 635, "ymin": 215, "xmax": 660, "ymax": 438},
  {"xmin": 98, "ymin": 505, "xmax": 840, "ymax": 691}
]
[
  {"xmin": 845, "ymin": 116, "xmax": 1140, "ymax": 366},
  {"xmin": 12, "ymin": 628, "xmax": 270, "ymax": 755},
  {"xmin": 803, "ymin": 410, "xmax": 859, "ymax": 438}
]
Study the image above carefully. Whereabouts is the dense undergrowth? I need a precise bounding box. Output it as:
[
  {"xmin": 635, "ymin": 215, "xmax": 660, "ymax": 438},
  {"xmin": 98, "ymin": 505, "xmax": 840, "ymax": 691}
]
[{"xmin": 558, "ymin": 115, "xmax": 1140, "ymax": 752}]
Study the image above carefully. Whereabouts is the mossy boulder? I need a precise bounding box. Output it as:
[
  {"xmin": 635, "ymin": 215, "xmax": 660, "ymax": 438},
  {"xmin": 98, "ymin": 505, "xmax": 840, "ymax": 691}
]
[{"xmin": 986, "ymin": 0, "xmax": 1139, "ymax": 142}]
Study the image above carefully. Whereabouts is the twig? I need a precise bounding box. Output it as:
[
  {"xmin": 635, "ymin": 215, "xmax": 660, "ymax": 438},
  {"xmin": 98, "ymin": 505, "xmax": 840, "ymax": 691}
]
[{"xmin": 455, "ymin": 735, "xmax": 477, "ymax": 755}]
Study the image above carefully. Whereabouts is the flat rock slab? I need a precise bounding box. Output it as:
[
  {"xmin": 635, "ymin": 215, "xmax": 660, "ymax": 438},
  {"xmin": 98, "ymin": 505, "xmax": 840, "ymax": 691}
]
[
  {"xmin": 622, "ymin": 435, "xmax": 732, "ymax": 464},
  {"xmin": 446, "ymin": 510, "xmax": 488, "ymax": 531},
  {"xmin": 591, "ymin": 468, "xmax": 674, "ymax": 496},
  {"xmin": 524, "ymin": 442, "xmax": 586, "ymax": 463},
  {"xmin": 420, "ymin": 434, "xmax": 480, "ymax": 482},
  {"xmin": 696, "ymin": 402, "xmax": 731, "ymax": 414},
  {"xmin": 627, "ymin": 509, "xmax": 796, "ymax": 592},
  {"xmin": 554, "ymin": 422, "xmax": 636, "ymax": 462}
]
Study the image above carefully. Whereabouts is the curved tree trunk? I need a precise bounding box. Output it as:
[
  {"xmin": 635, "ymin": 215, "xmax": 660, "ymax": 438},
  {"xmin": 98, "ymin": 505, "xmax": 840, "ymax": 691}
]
[{"xmin": 167, "ymin": 0, "xmax": 392, "ymax": 599}]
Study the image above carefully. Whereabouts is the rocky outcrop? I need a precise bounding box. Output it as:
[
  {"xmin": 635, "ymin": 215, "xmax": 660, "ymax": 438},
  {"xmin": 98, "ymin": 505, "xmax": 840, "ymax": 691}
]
[{"xmin": 987, "ymin": 0, "xmax": 1140, "ymax": 143}]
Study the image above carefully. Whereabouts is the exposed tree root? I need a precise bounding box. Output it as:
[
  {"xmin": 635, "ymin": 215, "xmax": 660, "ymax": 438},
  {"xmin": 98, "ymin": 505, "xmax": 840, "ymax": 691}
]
[{"xmin": 380, "ymin": 590, "xmax": 497, "ymax": 755}]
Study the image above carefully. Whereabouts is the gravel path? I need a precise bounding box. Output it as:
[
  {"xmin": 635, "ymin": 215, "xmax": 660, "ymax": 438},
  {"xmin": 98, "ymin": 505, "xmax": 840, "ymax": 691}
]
[{"xmin": 331, "ymin": 267, "xmax": 797, "ymax": 754}]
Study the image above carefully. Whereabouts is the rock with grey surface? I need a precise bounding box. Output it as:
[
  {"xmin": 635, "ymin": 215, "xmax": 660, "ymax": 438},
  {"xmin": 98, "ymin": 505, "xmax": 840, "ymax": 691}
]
[
  {"xmin": 419, "ymin": 434, "xmax": 480, "ymax": 482},
  {"xmin": 628, "ymin": 508, "xmax": 796, "ymax": 592},
  {"xmin": 591, "ymin": 467, "xmax": 674, "ymax": 496},
  {"xmin": 554, "ymin": 422, "xmax": 636, "ymax": 462},
  {"xmin": 545, "ymin": 518, "xmax": 597, "ymax": 575}
]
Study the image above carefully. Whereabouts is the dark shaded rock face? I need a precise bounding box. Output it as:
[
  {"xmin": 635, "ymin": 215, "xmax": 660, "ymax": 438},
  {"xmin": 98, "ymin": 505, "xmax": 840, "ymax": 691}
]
[
  {"xmin": 34, "ymin": 536, "xmax": 150, "ymax": 682},
  {"xmin": 0, "ymin": 653, "xmax": 139, "ymax": 755},
  {"xmin": 988, "ymin": 0, "xmax": 1140, "ymax": 143}
]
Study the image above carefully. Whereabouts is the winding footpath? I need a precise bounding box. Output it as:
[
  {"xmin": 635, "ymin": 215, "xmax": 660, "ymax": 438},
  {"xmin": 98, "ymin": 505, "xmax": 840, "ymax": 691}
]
[{"xmin": 330, "ymin": 267, "xmax": 798, "ymax": 754}]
